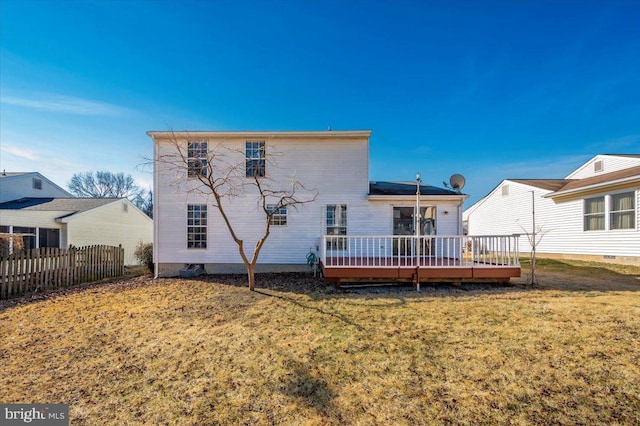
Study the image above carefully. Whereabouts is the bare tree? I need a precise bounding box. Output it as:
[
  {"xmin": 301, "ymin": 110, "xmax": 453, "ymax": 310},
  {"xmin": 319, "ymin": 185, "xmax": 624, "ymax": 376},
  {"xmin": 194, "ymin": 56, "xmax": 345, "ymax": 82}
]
[
  {"xmin": 153, "ymin": 134, "xmax": 318, "ymax": 290},
  {"xmin": 68, "ymin": 170, "xmax": 145, "ymax": 200},
  {"xmin": 516, "ymin": 191, "xmax": 550, "ymax": 285}
]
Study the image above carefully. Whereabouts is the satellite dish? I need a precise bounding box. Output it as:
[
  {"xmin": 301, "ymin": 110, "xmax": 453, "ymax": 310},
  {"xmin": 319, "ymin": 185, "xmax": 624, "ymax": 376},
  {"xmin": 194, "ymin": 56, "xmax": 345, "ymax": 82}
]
[{"xmin": 449, "ymin": 174, "xmax": 466, "ymax": 191}]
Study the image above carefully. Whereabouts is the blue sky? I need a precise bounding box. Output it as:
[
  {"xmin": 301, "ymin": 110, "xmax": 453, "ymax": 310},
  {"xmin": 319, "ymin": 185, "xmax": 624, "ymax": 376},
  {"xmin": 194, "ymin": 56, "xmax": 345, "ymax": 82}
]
[{"xmin": 1, "ymin": 0, "xmax": 639, "ymax": 206}]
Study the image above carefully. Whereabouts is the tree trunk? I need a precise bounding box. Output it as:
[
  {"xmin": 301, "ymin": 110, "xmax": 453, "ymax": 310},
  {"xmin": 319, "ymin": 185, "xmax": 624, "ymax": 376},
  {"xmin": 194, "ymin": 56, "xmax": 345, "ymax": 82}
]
[{"xmin": 247, "ymin": 264, "xmax": 256, "ymax": 291}]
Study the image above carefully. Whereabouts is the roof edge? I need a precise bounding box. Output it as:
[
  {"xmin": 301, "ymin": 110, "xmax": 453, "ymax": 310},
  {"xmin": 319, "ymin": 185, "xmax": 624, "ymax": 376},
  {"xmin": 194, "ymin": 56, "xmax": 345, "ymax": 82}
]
[{"xmin": 147, "ymin": 130, "xmax": 372, "ymax": 140}]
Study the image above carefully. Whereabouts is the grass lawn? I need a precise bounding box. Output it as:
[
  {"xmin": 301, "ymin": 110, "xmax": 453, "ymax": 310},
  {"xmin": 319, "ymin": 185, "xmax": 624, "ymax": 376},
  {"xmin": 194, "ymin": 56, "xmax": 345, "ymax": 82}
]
[{"xmin": 1, "ymin": 260, "xmax": 639, "ymax": 425}]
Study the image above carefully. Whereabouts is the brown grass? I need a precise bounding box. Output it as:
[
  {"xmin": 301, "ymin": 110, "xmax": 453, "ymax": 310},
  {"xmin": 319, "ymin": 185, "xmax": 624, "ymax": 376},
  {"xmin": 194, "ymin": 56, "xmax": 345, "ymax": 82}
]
[{"xmin": 1, "ymin": 260, "xmax": 639, "ymax": 425}]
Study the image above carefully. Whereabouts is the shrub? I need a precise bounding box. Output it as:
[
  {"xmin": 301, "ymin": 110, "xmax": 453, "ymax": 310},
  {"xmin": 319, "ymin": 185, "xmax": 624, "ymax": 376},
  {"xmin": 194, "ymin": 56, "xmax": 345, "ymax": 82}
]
[{"xmin": 134, "ymin": 242, "xmax": 154, "ymax": 273}]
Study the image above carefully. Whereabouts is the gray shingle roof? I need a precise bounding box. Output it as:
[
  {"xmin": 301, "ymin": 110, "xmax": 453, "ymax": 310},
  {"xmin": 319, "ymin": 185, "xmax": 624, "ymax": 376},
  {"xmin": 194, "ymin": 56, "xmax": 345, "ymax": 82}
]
[
  {"xmin": 0, "ymin": 197, "xmax": 119, "ymax": 212},
  {"xmin": 370, "ymin": 181, "xmax": 461, "ymax": 196}
]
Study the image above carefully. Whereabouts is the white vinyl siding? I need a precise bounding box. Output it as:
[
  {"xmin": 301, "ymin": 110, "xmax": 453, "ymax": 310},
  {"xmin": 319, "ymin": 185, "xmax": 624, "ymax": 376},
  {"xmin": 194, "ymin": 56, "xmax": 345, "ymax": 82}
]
[
  {"xmin": 152, "ymin": 132, "xmax": 466, "ymax": 274},
  {"xmin": 465, "ymin": 179, "xmax": 640, "ymax": 259},
  {"xmin": 0, "ymin": 173, "xmax": 72, "ymax": 203},
  {"xmin": 154, "ymin": 136, "xmax": 371, "ymax": 266},
  {"xmin": 566, "ymin": 155, "xmax": 640, "ymax": 179},
  {"xmin": 64, "ymin": 200, "xmax": 153, "ymax": 265}
]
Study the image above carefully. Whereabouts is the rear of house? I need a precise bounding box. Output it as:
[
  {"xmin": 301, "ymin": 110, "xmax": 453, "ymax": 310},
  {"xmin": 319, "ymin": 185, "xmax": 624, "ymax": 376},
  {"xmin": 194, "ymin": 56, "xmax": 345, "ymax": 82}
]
[{"xmin": 151, "ymin": 130, "xmax": 519, "ymax": 283}]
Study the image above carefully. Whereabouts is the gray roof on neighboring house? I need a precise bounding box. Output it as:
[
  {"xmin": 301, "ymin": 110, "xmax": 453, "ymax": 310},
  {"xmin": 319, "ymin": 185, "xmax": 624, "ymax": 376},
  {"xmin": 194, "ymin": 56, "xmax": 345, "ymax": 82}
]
[
  {"xmin": 369, "ymin": 181, "xmax": 461, "ymax": 196},
  {"xmin": 0, "ymin": 197, "xmax": 119, "ymax": 213},
  {"xmin": 0, "ymin": 172, "xmax": 34, "ymax": 178}
]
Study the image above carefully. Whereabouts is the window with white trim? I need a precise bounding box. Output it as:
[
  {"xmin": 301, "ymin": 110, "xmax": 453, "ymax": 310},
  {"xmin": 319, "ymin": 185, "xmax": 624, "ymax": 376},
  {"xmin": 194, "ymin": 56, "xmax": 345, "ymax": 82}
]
[
  {"xmin": 326, "ymin": 204, "xmax": 347, "ymax": 249},
  {"xmin": 187, "ymin": 141, "xmax": 208, "ymax": 177},
  {"xmin": 268, "ymin": 204, "xmax": 287, "ymax": 226},
  {"xmin": 610, "ymin": 191, "xmax": 635, "ymax": 230},
  {"xmin": 584, "ymin": 196, "xmax": 605, "ymax": 231},
  {"xmin": 246, "ymin": 141, "xmax": 265, "ymax": 177},
  {"xmin": 187, "ymin": 204, "xmax": 207, "ymax": 248}
]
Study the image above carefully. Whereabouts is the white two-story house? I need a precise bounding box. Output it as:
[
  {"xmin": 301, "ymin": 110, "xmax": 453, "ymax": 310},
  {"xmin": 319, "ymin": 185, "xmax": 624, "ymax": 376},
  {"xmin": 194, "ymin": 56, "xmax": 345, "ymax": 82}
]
[{"xmin": 150, "ymin": 130, "xmax": 520, "ymax": 284}]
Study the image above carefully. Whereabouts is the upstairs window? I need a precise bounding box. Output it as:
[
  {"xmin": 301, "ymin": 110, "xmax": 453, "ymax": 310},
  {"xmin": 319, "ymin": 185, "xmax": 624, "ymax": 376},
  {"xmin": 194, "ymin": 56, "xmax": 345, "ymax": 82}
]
[
  {"xmin": 268, "ymin": 205, "xmax": 287, "ymax": 226},
  {"xmin": 246, "ymin": 141, "xmax": 265, "ymax": 178},
  {"xmin": 584, "ymin": 197, "xmax": 605, "ymax": 231},
  {"xmin": 187, "ymin": 141, "xmax": 208, "ymax": 177},
  {"xmin": 610, "ymin": 192, "xmax": 635, "ymax": 230},
  {"xmin": 32, "ymin": 178, "xmax": 42, "ymax": 190},
  {"xmin": 187, "ymin": 204, "xmax": 207, "ymax": 248}
]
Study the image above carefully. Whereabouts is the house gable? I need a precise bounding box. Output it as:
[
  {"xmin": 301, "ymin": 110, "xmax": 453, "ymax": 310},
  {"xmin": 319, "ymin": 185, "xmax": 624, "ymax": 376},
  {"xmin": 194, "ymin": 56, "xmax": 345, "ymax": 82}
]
[
  {"xmin": 0, "ymin": 172, "xmax": 72, "ymax": 203},
  {"xmin": 565, "ymin": 154, "xmax": 640, "ymax": 179}
]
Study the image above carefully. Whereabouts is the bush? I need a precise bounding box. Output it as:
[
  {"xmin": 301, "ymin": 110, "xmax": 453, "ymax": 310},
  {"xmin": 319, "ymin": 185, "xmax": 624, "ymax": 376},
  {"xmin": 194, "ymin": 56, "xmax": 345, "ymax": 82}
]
[{"xmin": 134, "ymin": 242, "xmax": 154, "ymax": 273}]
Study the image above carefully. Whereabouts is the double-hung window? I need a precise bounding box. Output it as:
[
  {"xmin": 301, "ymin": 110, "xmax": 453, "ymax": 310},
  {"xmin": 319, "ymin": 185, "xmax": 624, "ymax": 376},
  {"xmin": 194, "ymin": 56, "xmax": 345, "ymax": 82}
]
[
  {"xmin": 246, "ymin": 141, "xmax": 265, "ymax": 178},
  {"xmin": 326, "ymin": 204, "xmax": 347, "ymax": 250},
  {"xmin": 610, "ymin": 191, "xmax": 635, "ymax": 230},
  {"xmin": 187, "ymin": 141, "xmax": 208, "ymax": 177},
  {"xmin": 187, "ymin": 204, "xmax": 207, "ymax": 248},
  {"xmin": 268, "ymin": 204, "xmax": 287, "ymax": 226},
  {"xmin": 584, "ymin": 191, "xmax": 636, "ymax": 231},
  {"xmin": 584, "ymin": 197, "xmax": 605, "ymax": 231}
]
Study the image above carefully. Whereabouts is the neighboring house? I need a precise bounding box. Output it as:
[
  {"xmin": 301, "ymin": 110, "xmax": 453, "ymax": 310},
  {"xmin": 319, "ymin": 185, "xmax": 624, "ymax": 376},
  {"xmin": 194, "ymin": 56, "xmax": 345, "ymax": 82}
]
[
  {"xmin": 464, "ymin": 154, "xmax": 640, "ymax": 266},
  {"xmin": 0, "ymin": 197, "xmax": 153, "ymax": 265},
  {"xmin": 0, "ymin": 171, "xmax": 72, "ymax": 203},
  {"xmin": 150, "ymin": 130, "xmax": 520, "ymax": 282}
]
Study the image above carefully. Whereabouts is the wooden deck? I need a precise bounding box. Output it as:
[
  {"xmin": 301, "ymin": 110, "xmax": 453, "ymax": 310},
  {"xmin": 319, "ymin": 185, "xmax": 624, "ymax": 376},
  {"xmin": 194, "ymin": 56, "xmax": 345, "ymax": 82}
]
[
  {"xmin": 321, "ymin": 256, "xmax": 521, "ymax": 286},
  {"xmin": 320, "ymin": 235, "xmax": 522, "ymax": 287}
]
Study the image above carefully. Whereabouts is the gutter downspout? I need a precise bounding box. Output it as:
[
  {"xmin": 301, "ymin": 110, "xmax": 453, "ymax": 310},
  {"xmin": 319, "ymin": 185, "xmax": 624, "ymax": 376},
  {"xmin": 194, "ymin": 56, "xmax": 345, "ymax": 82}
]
[{"xmin": 153, "ymin": 136, "xmax": 159, "ymax": 279}]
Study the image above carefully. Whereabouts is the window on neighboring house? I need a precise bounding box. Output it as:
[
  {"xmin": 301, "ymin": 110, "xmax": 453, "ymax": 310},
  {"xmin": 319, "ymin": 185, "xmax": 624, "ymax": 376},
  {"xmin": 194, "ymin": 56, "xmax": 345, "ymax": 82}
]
[
  {"xmin": 32, "ymin": 178, "xmax": 42, "ymax": 190},
  {"xmin": 187, "ymin": 204, "xmax": 207, "ymax": 248},
  {"xmin": 584, "ymin": 196, "xmax": 605, "ymax": 231},
  {"xmin": 268, "ymin": 204, "xmax": 287, "ymax": 226},
  {"xmin": 187, "ymin": 141, "xmax": 208, "ymax": 177},
  {"xmin": 39, "ymin": 228, "xmax": 60, "ymax": 248},
  {"xmin": 326, "ymin": 204, "xmax": 347, "ymax": 249},
  {"xmin": 13, "ymin": 226, "xmax": 36, "ymax": 251},
  {"xmin": 501, "ymin": 185, "xmax": 509, "ymax": 196},
  {"xmin": 610, "ymin": 191, "xmax": 635, "ymax": 230},
  {"xmin": 246, "ymin": 141, "xmax": 265, "ymax": 177}
]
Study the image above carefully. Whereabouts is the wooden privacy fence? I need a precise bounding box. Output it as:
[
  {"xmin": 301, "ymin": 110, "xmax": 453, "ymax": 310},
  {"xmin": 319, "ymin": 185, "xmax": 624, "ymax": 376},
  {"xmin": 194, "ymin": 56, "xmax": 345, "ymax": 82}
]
[{"xmin": 1, "ymin": 245, "xmax": 125, "ymax": 300}]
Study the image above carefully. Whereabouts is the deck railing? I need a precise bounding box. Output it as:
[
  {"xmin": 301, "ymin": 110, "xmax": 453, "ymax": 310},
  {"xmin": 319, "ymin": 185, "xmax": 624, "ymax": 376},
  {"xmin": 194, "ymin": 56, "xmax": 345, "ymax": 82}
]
[{"xmin": 321, "ymin": 235, "xmax": 520, "ymax": 268}]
